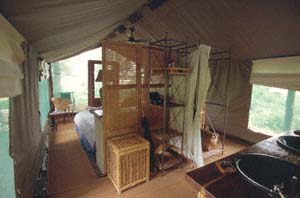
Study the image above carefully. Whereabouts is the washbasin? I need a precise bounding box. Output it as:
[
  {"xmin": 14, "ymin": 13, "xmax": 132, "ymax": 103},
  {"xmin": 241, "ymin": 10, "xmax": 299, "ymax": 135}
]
[
  {"xmin": 235, "ymin": 153, "xmax": 300, "ymax": 198},
  {"xmin": 277, "ymin": 135, "xmax": 300, "ymax": 154}
]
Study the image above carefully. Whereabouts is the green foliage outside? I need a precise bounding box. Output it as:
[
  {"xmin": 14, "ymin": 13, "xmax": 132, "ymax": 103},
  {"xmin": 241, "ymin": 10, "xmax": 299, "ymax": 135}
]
[
  {"xmin": 249, "ymin": 85, "xmax": 300, "ymax": 135},
  {"xmin": 0, "ymin": 98, "xmax": 9, "ymax": 133},
  {"xmin": 38, "ymin": 80, "xmax": 51, "ymax": 128},
  {"xmin": 0, "ymin": 98, "xmax": 9, "ymax": 109},
  {"xmin": 0, "ymin": 98, "xmax": 15, "ymax": 198}
]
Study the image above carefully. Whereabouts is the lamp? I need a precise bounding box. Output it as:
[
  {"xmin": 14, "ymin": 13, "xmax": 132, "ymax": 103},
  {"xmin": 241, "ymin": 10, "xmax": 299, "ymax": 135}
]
[{"xmin": 95, "ymin": 69, "xmax": 102, "ymax": 82}]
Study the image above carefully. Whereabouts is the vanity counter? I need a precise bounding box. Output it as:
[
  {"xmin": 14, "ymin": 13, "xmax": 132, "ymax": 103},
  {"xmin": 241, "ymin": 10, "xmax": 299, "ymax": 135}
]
[{"xmin": 185, "ymin": 134, "xmax": 300, "ymax": 198}]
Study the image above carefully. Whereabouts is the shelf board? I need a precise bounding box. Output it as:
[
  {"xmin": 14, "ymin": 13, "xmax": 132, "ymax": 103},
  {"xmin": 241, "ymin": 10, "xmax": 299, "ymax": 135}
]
[
  {"xmin": 103, "ymin": 83, "xmax": 168, "ymax": 89},
  {"xmin": 141, "ymin": 83, "xmax": 171, "ymax": 88},
  {"xmin": 155, "ymin": 152, "xmax": 182, "ymax": 171},
  {"xmin": 151, "ymin": 67, "xmax": 191, "ymax": 75},
  {"xmin": 152, "ymin": 128, "xmax": 182, "ymax": 141},
  {"xmin": 149, "ymin": 102, "xmax": 184, "ymax": 108},
  {"xmin": 103, "ymin": 84, "xmax": 137, "ymax": 89},
  {"xmin": 149, "ymin": 83, "xmax": 165, "ymax": 88},
  {"xmin": 203, "ymin": 148, "xmax": 224, "ymax": 159}
]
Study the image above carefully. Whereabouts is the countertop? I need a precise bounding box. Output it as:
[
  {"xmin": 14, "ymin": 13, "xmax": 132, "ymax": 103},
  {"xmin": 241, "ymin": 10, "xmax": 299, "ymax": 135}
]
[{"xmin": 185, "ymin": 132, "xmax": 300, "ymax": 198}]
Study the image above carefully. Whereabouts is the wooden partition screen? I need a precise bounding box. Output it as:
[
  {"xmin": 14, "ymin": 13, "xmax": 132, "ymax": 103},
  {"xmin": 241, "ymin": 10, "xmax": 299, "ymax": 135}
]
[
  {"xmin": 102, "ymin": 42, "xmax": 165, "ymax": 136},
  {"xmin": 103, "ymin": 42, "xmax": 139, "ymax": 137},
  {"xmin": 101, "ymin": 41, "xmax": 166, "ymax": 172}
]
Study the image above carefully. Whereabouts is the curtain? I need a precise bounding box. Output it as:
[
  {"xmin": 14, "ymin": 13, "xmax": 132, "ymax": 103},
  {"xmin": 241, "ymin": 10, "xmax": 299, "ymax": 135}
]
[
  {"xmin": 9, "ymin": 44, "xmax": 45, "ymax": 198},
  {"xmin": 0, "ymin": 15, "xmax": 25, "ymax": 98},
  {"xmin": 206, "ymin": 61, "xmax": 269, "ymax": 143},
  {"xmin": 184, "ymin": 45, "xmax": 211, "ymax": 167},
  {"xmin": 251, "ymin": 56, "xmax": 300, "ymax": 91}
]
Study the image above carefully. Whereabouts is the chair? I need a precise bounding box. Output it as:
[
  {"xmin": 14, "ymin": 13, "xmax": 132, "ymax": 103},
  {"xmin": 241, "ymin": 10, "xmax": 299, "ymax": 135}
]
[
  {"xmin": 59, "ymin": 92, "xmax": 75, "ymax": 112},
  {"xmin": 49, "ymin": 97, "xmax": 73, "ymax": 130}
]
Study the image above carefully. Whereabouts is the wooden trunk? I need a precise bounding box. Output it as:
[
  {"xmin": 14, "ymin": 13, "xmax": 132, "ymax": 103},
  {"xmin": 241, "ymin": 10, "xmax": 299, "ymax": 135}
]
[{"xmin": 107, "ymin": 134, "xmax": 150, "ymax": 194}]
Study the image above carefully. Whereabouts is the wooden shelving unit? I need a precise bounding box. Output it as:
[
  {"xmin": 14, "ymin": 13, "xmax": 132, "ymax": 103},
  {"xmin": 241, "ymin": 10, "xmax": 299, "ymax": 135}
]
[
  {"xmin": 149, "ymin": 102, "xmax": 184, "ymax": 109},
  {"xmin": 151, "ymin": 67, "xmax": 191, "ymax": 75},
  {"xmin": 151, "ymin": 128, "xmax": 183, "ymax": 142},
  {"xmin": 148, "ymin": 34, "xmax": 189, "ymax": 173},
  {"xmin": 155, "ymin": 152, "xmax": 182, "ymax": 170}
]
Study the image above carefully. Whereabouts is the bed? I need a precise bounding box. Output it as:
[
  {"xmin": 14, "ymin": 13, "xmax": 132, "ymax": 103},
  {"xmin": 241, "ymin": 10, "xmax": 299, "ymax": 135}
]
[{"xmin": 74, "ymin": 110, "xmax": 99, "ymax": 157}]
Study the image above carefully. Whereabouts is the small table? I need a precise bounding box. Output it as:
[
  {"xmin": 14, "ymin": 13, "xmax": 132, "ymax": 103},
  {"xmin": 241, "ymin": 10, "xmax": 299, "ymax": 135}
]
[{"xmin": 49, "ymin": 111, "xmax": 73, "ymax": 130}]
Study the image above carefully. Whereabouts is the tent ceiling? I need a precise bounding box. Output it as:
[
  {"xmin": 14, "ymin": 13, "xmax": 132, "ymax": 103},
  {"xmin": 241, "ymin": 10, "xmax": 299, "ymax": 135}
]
[
  {"xmin": 116, "ymin": 0, "xmax": 300, "ymax": 61},
  {"xmin": 0, "ymin": 0, "xmax": 146, "ymax": 62},
  {"xmin": 1, "ymin": 0, "xmax": 300, "ymax": 62}
]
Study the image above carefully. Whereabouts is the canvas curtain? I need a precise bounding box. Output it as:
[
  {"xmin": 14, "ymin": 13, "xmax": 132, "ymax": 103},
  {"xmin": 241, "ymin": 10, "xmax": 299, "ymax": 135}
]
[
  {"xmin": 206, "ymin": 61, "xmax": 269, "ymax": 143},
  {"xmin": 0, "ymin": 15, "xmax": 25, "ymax": 98},
  {"xmin": 9, "ymin": 44, "xmax": 45, "ymax": 198},
  {"xmin": 251, "ymin": 56, "xmax": 300, "ymax": 91},
  {"xmin": 184, "ymin": 45, "xmax": 211, "ymax": 167}
]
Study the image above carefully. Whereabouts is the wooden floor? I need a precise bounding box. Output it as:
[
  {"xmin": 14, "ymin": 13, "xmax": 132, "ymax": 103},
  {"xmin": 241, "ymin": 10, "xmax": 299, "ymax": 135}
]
[
  {"xmin": 204, "ymin": 138, "xmax": 250, "ymax": 165},
  {"xmin": 48, "ymin": 123, "xmax": 97, "ymax": 195},
  {"xmin": 48, "ymin": 122, "xmax": 247, "ymax": 198}
]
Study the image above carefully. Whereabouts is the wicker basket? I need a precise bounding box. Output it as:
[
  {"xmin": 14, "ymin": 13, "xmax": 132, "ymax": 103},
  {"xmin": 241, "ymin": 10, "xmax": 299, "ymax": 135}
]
[{"xmin": 107, "ymin": 134, "xmax": 150, "ymax": 194}]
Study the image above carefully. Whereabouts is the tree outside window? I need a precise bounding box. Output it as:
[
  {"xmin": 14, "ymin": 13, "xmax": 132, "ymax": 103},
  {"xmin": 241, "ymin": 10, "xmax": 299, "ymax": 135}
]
[{"xmin": 248, "ymin": 85, "xmax": 300, "ymax": 135}]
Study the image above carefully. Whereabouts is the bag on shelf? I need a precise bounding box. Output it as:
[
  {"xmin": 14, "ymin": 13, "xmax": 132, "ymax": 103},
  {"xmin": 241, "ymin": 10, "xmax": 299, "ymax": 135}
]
[{"xmin": 201, "ymin": 126, "xmax": 220, "ymax": 151}]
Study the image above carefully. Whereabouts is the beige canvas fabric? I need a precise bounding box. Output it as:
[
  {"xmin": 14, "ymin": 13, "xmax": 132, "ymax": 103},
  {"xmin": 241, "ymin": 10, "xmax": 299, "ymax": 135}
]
[
  {"xmin": 1, "ymin": 1, "xmax": 300, "ymax": 62},
  {"xmin": 189, "ymin": 45, "xmax": 211, "ymax": 167},
  {"xmin": 251, "ymin": 56, "xmax": 300, "ymax": 91},
  {"xmin": 0, "ymin": 0, "xmax": 146, "ymax": 62},
  {"xmin": 0, "ymin": 1, "xmax": 298, "ymax": 196},
  {"xmin": 119, "ymin": 0, "xmax": 300, "ymax": 61},
  {"xmin": 171, "ymin": 45, "xmax": 211, "ymax": 167},
  {"xmin": 9, "ymin": 44, "xmax": 45, "ymax": 198},
  {"xmin": 0, "ymin": 15, "xmax": 25, "ymax": 97},
  {"xmin": 206, "ymin": 61, "xmax": 269, "ymax": 143}
]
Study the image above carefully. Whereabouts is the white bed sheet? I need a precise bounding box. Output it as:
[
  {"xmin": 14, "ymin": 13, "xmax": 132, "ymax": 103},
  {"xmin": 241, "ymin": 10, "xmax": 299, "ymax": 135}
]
[{"xmin": 74, "ymin": 110, "xmax": 95, "ymax": 148}]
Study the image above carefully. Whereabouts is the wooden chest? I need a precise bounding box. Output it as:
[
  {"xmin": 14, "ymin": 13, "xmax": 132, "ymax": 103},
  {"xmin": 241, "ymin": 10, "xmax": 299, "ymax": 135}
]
[{"xmin": 107, "ymin": 133, "xmax": 150, "ymax": 194}]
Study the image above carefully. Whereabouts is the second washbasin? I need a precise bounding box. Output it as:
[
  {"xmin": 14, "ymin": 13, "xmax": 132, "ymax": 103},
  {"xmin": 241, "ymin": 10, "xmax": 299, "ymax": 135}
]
[
  {"xmin": 277, "ymin": 135, "xmax": 300, "ymax": 154},
  {"xmin": 235, "ymin": 153, "xmax": 300, "ymax": 198}
]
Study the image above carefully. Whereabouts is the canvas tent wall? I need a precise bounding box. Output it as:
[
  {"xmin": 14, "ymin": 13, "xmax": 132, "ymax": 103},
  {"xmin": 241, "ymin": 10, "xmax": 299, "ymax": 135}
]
[
  {"xmin": 112, "ymin": 0, "xmax": 300, "ymax": 143},
  {"xmin": 0, "ymin": 0, "xmax": 147, "ymax": 62},
  {"xmin": 0, "ymin": 0, "xmax": 294, "ymax": 143},
  {"xmin": 111, "ymin": 0, "xmax": 300, "ymax": 143},
  {"xmin": 1, "ymin": 0, "xmax": 300, "ymax": 63},
  {"xmin": 0, "ymin": 1, "xmax": 300, "ymax": 197},
  {"xmin": 0, "ymin": 15, "xmax": 46, "ymax": 198},
  {"xmin": 9, "ymin": 44, "xmax": 47, "ymax": 198},
  {"xmin": 113, "ymin": 0, "xmax": 300, "ymax": 61},
  {"xmin": 0, "ymin": 15, "xmax": 25, "ymax": 98}
]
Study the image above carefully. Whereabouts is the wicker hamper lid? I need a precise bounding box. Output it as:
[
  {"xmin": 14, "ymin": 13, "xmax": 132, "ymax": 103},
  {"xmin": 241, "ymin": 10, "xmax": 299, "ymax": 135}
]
[{"xmin": 108, "ymin": 133, "xmax": 149, "ymax": 152}]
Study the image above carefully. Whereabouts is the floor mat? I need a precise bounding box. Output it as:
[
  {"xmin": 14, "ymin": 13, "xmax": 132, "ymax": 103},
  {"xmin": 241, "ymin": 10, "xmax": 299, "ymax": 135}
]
[{"xmin": 48, "ymin": 123, "xmax": 97, "ymax": 195}]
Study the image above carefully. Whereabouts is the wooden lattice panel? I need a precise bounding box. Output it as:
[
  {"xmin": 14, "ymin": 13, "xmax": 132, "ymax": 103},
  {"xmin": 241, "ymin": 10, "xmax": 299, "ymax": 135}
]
[
  {"xmin": 102, "ymin": 87, "xmax": 138, "ymax": 132},
  {"xmin": 104, "ymin": 46, "xmax": 137, "ymax": 86},
  {"xmin": 101, "ymin": 41, "xmax": 170, "ymax": 174},
  {"xmin": 103, "ymin": 42, "xmax": 139, "ymax": 135}
]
